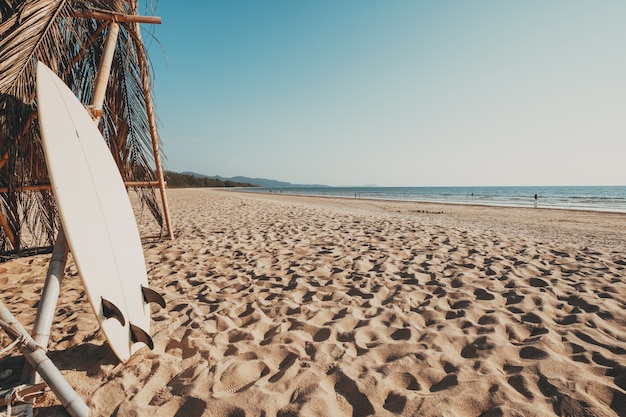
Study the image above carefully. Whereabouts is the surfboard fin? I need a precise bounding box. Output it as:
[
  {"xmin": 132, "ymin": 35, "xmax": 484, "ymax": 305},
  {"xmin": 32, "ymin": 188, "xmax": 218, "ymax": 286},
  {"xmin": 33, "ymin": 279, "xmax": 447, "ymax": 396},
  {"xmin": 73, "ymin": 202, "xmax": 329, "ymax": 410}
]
[
  {"xmin": 141, "ymin": 286, "xmax": 166, "ymax": 308},
  {"xmin": 102, "ymin": 298, "xmax": 126, "ymax": 326},
  {"xmin": 130, "ymin": 324, "xmax": 154, "ymax": 350}
]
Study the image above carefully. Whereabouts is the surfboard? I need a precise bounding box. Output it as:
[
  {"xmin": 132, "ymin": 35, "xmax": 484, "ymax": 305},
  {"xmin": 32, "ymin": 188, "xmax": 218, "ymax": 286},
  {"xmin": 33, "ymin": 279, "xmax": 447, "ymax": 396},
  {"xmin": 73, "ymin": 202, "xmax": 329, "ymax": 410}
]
[{"xmin": 36, "ymin": 62, "xmax": 164, "ymax": 362}]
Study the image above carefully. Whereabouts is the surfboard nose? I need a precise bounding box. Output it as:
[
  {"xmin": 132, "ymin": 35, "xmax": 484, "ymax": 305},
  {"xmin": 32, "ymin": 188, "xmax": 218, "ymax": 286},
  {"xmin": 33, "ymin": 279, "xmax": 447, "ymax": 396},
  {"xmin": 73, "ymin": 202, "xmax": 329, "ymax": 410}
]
[{"xmin": 36, "ymin": 60, "xmax": 48, "ymax": 80}]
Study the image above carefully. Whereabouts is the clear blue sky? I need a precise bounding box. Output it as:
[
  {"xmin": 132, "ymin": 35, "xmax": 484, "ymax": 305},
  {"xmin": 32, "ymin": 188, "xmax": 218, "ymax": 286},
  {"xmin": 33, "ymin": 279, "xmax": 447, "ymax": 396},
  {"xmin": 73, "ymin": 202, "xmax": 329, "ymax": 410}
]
[{"xmin": 146, "ymin": 1, "xmax": 625, "ymax": 186}]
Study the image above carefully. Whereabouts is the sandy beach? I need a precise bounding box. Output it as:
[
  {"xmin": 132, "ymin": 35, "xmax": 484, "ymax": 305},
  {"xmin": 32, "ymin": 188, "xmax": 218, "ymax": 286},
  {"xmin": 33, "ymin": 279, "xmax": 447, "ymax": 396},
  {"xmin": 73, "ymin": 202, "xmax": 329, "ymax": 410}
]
[{"xmin": 1, "ymin": 188, "xmax": 625, "ymax": 417}]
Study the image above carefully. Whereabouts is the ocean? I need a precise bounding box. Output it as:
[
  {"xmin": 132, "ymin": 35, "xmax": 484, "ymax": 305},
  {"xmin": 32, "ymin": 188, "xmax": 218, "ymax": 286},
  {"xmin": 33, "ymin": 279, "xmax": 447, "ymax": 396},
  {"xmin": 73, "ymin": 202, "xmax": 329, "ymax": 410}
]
[{"xmin": 240, "ymin": 185, "xmax": 626, "ymax": 213}]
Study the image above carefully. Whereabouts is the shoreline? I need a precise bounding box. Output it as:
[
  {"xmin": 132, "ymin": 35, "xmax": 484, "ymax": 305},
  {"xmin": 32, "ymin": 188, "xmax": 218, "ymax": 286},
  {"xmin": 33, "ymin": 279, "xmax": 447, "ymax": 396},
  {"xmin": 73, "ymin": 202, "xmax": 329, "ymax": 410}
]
[
  {"xmin": 232, "ymin": 186, "xmax": 626, "ymax": 214},
  {"xmin": 1, "ymin": 188, "xmax": 625, "ymax": 417},
  {"xmin": 221, "ymin": 188, "xmax": 626, "ymax": 253},
  {"xmin": 236, "ymin": 186, "xmax": 626, "ymax": 213}
]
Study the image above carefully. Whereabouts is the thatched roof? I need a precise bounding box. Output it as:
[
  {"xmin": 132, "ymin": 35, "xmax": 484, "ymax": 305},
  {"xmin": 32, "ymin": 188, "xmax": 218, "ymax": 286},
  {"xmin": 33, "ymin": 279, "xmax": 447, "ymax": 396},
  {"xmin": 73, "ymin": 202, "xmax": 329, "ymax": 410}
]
[{"xmin": 0, "ymin": 0, "xmax": 165, "ymax": 256}]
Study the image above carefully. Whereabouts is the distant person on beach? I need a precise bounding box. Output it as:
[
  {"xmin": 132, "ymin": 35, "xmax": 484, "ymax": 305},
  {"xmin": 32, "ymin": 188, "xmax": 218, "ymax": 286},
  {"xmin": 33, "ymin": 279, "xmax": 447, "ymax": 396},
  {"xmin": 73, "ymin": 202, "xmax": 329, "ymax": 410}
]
[{"xmin": 534, "ymin": 193, "xmax": 538, "ymax": 208}]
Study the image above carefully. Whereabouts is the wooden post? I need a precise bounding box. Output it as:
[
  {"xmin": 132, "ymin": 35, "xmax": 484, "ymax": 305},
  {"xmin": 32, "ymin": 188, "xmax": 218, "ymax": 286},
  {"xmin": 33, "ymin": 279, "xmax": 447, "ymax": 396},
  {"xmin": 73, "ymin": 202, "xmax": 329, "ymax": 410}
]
[
  {"xmin": 134, "ymin": 22, "xmax": 174, "ymax": 240},
  {"xmin": 91, "ymin": 21, "xmax": 120, "ymax": 123},
  {"xmin": 0, "ymin": 206, "xmax": 15, "ymax": 251},
  {"xmin": 0, "ymin": 153, "xmax": 16, "ymax": 247}
]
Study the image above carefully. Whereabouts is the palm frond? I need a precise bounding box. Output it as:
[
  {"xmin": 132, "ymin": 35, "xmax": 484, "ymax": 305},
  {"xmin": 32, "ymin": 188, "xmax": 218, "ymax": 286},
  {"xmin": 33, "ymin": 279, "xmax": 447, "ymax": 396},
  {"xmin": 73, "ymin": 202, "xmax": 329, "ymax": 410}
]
[{"xmin": 0, "ymin": 0, "xmax": 165, "ymax": 255}]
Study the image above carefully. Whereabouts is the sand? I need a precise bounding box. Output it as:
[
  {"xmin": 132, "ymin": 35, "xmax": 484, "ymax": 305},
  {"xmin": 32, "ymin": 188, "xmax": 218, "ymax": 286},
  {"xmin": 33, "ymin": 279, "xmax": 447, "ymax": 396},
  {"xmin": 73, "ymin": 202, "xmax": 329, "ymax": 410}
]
[{"xmin": 1, "ymin": 188, "xmax": 625, "ymax": 417}]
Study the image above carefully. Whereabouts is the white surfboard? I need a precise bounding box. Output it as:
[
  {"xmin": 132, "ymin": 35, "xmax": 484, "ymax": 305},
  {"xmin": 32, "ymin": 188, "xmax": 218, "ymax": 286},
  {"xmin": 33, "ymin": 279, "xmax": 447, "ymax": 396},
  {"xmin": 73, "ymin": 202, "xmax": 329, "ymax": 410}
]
[{"xmin": 36, "ymin": 62, "xmax": 164, "ymax": 362}]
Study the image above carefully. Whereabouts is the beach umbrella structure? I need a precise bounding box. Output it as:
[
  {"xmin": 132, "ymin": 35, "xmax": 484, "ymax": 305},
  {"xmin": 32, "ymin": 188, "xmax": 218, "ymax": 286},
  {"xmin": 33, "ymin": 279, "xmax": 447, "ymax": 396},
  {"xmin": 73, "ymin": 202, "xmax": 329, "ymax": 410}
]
[
  {"xmin": 0, "ymin": 1, "xmax": 169, "ymax": 414},
  {"xmin": 0, "ymin": 0, "xmax": 173, "ymax": 257}
]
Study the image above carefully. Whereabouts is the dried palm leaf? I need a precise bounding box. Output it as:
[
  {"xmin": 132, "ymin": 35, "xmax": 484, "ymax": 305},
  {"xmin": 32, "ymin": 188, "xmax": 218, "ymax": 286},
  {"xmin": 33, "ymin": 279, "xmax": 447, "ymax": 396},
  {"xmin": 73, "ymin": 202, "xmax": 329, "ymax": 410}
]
[{"xmin": 0, "ymin": 0, "xmax": 164, "ymax": 255}]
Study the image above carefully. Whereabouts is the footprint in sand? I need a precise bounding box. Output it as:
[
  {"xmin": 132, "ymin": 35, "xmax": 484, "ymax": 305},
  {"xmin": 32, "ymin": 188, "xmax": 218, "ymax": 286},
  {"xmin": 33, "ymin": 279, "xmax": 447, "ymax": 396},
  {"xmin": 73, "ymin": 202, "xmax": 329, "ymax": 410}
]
[
  {"xmin": 429, "ymin": 374, "xmax": 459, "ymax": 392},
  {"xmin": 391, "ymin": 372, "xmax": 421, "ymax": 391},
  {"xmin": 330, "ymin": 370, "xmax": 375, "ymax": 417},
  {"xmin": 519, "ymin": 346, "xmax": 548, "ymax": 360},
  {"xmin": 212, "ymin": 360, "xmax": 268, "ymax": 396},
  {"xmin": 474, "ymin": 288, "xmax": 495, "ymax": 300},
  {"xmin": 383, "ymin": 391, "xmax": 407, "ymax": 413},
  {"xmin": 268, "ymin": 352, "xmax": 298, "ymax": 383},
  {"xmin": 507, "ymin": 374, "xmax": 534, "ymax": 399},
  {"xmin": 390, "ymin": 328, "xmax": 412, "ymax": 341}
]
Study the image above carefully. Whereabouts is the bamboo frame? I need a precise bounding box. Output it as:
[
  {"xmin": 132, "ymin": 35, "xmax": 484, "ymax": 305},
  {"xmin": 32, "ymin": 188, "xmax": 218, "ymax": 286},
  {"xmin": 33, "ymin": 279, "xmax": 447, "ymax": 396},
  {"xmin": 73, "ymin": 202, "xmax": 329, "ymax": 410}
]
[
  {"xmin": 76, "ymin": 9, "xmax": 172, "ymax": 240},
  {"xmin": 1, "ymin": 13, "xmax": 171, "ymax": 253}
]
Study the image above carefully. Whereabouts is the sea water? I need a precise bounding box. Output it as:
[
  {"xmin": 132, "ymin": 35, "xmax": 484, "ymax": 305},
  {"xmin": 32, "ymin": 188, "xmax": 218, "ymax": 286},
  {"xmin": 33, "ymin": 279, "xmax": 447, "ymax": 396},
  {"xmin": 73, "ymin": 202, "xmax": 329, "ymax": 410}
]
[{"xmin": 242, "ymin": 186, "xmax": 626, "ymax": 213}]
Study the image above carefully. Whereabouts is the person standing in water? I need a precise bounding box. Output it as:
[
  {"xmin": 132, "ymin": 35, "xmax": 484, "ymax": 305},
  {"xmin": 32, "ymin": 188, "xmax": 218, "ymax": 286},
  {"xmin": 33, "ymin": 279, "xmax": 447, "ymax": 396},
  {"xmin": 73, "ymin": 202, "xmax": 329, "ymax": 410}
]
[{"xmin": 534, "ymin": 193, "xmax": 538, "ymax": 208}]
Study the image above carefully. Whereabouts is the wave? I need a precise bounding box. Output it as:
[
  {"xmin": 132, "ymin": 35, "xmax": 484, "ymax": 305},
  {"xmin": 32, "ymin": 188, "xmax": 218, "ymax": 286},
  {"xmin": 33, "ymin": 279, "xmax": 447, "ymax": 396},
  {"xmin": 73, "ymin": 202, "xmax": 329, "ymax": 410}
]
[{"xmin": 239, "ymin": 186, "xmax": 626, "ymax": 213}]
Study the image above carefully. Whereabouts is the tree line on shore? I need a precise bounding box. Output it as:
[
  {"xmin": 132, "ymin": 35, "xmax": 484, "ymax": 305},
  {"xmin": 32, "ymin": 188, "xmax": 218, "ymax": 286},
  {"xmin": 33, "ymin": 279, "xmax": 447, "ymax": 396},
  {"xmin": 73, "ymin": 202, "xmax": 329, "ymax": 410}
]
[{"xmin": 164, "ymin": 171, "xmax": 258, "ymax": 188}]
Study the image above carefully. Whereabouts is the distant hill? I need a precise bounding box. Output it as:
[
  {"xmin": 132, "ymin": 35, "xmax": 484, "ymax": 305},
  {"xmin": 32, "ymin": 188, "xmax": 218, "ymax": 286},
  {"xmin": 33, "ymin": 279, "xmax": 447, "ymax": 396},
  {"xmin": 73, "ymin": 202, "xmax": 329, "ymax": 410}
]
[
  {"xmin": 181, "ymin": 172, "xmax": 327, "ymax": 188},
  {"xmin": 165, "ymin": 171, "xmax": 258, "ymax": 188}
]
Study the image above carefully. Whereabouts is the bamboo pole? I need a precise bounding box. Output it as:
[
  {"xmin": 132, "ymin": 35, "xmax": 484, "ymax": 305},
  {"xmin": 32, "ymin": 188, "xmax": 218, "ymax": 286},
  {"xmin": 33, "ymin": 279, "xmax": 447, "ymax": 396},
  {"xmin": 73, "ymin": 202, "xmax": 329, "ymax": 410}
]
[
  {"xmin": 0, "ymin": 300, "xmax": 29, "ymax": 336},
  {"xmin": 134, "ymin": 22, "xmax": 174, "ymax": 240},
  {"xmin": 123, "ymin": 180, "xmax": 164, "ymax": 187},
  {"xmin": 91, "ymin": 21, "xmax": 120, "ymax": 124},
  {"xmin": 0, "ymin": 302, "xmax": 89, "ymax": 417},
  {"xmin": 0, "ymin": 184, "xmax": 51, "ymax": 192},
  {"xmin": 0, "ymin": 181, "xmax": 163, "ymax": 193},
  {"xmin": 75, "ymin": 11, "xmax": 161, "ymax": 24},
  {"xmin": 31, "ymin": 230, "xmax": 69, "ymax": 348},
  {"xmin": 0, "ymin": 206, "xmax": 15, "ymax": 250},
  {"xmin": 25, "ymin": 226, "xmax": 68, "ymax": 388},
  {"xmin": 0, "ymin": 149, "xmax": 14, "ymax": 249}
]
